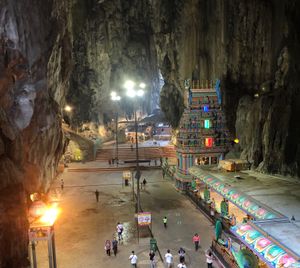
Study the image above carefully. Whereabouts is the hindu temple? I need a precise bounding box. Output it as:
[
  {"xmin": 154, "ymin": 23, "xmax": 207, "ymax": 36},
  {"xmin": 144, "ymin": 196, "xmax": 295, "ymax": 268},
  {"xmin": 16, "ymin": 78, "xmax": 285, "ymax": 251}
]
[{"xmin": 175, "ymin": 80, "xmax": 231, "ymax": 190}]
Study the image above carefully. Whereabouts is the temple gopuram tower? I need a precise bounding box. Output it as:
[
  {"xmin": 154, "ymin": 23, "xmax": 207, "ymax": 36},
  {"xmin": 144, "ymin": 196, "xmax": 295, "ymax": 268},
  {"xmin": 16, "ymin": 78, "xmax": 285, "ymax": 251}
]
[{"xmin": 175, "ymin": 80, "xmax": 231, "ymax": 190}]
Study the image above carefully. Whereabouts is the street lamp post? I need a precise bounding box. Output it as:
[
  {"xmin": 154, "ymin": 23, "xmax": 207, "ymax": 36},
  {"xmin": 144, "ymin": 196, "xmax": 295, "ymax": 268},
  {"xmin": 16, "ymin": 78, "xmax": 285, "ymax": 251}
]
[
  {"xmin": 133, "ymin": 105, "xmax": 141, "ymax": 212},
  {"xmin": 115, "ymin": 112, "xmax": 119, "ymax": 166},
  {"xmin": 111, "ymin": 92, "xmax": 121, "ymax": 166},
  {"xmin": 124, "ymin": 80, "xmax": 145, "ymax": 213}
]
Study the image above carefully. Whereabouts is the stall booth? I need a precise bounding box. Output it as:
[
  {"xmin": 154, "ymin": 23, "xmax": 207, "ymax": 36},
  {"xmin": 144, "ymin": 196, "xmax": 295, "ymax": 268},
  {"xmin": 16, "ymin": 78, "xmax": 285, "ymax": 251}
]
[
  {"xmin": 231, "ymin": 221, "xmax": 300, "ymax": 267},
  {"xmin": 188, "ymin": 166, "xmax": 300, "ymax": 268},
  {"xmin": 189, "ymin": 167, "xmax": 285, "ymax": 228}
]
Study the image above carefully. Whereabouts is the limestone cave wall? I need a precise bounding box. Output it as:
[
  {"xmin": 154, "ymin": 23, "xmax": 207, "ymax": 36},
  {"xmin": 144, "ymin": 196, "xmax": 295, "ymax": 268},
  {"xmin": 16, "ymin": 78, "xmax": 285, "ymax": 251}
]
[
  {"xmin": 0, "ymin": 0, "xmax": 72, "ymax": 266},
  {"xmin": 68, "ymin": 0, "xmax": 161, "ymax": 125},
  {"xmin": 149, "ymin": 0, "xmax": 300, "ymax": 176}
]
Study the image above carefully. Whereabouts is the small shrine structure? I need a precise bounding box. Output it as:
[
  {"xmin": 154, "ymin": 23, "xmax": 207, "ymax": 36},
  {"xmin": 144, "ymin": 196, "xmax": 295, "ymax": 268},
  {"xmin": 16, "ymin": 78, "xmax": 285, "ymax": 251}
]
[{"xmin": 175, "ymin": 79, "xmax": 231, "ymax": 190}]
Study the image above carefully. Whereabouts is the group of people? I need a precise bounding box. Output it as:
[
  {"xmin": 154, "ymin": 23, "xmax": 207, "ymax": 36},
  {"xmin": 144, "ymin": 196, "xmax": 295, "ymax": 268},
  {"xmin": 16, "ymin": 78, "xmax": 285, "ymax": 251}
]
[
  {"xmin": 162, "ymin": 234, "xmax": 200, "ymax": 267},
  {"xmin": 104, "ymin": 222, "xmax": 124, "ymax": 257},
  {"xmin": 164, "ymin": 248, "xmax": 187, "ymax": 268},
  {"xmin": 163, "ymin": 247, "xmax": 214, "ymax": 268},
  {"xmin": 103, "ymin": 219, "xmax": 214, "ymax": 267}
]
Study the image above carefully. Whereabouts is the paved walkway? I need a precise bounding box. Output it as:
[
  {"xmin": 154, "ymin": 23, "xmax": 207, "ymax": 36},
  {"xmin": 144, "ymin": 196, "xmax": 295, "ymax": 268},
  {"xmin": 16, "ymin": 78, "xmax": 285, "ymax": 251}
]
[{"xmin": 34, "ymin": 162, "xmax": 219, "ymax": 268}]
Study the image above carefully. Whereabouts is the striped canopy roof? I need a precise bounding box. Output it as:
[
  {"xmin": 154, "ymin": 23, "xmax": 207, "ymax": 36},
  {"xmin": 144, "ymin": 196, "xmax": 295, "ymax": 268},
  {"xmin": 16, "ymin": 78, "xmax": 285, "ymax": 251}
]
[
  {"xmin": 189, "ymin": 167, "xmax": 285, "ymax": 220},
  {"xmin": 231, "ymin": 223, "xmax": 300, "ymax": 268}
]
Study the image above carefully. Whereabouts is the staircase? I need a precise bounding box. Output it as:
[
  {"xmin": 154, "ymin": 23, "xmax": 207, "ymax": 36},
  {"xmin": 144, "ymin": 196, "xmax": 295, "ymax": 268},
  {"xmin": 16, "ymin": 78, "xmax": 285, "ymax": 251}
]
[
  {"xmin": 161, "ymin": 146, "xmax": 177, "ymax": 158},
  {"xmin": 96, "ymin": 145, "xmax": 176, "ymax": 161}
]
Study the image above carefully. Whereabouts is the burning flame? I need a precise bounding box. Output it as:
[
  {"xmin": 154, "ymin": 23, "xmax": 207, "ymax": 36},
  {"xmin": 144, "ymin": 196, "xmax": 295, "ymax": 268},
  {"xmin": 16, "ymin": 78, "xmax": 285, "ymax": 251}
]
[{"xmin": 39, "ymin": 204, "xmax": 60, "ymax": 226}]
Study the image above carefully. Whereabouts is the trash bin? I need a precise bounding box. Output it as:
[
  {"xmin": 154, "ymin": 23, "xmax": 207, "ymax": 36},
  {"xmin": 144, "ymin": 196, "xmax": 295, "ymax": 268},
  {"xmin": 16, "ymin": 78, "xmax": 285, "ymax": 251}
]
[
  {"xmin": 150, "ymin": 238, "xmax": 157, "ymax": 252},
  {"xmin": 125, "ymin": 179, "xmax": 129, "ymax": 186}
]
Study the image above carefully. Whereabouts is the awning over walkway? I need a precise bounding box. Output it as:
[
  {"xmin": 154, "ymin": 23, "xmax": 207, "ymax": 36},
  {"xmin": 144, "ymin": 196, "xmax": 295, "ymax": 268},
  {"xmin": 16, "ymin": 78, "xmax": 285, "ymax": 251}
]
[
  {"xmin": 189, "ymin": 167, "xmax": 285, "ymax": 220},
  {"xmin": 230, "ymin": 222, "xmax": 300, "ymax": 268}
]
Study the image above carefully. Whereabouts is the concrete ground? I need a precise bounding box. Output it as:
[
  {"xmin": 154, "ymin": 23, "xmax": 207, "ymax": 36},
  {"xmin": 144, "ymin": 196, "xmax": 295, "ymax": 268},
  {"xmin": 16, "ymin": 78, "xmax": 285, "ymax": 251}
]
[{"xmin": 34, "ymin": 162, "xmax": 219, "ymax": 268}]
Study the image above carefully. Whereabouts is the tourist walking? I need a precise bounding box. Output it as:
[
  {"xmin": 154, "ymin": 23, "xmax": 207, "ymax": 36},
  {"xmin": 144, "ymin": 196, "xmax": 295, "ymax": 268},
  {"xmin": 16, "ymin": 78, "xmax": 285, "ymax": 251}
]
[
  {"xmin": 165, "ymin": 249, "xmax": 173, "ymax": 268},
  {"xmin": 178, "ymin": 247, "xmax": 185, "ymax": 263},
  {"xmin": 149, "ymin": 250, "xmax": 156, "ymax": 268},
  {"xmin": 117, "ymin": 222, "xmax": 124, "ymax": 241},
  {"xmin": 205, "ymin": 250, "xmax": 214, "ymax": 268},
  {"xmin": 192, "ymin": 233, "xmax": 200, "ymax": 251},
  {"xmin": 112, "ymin": 237, "xmax": 118, "ymax": 256},
  {"xmin": 142, "ymin": 178, "xmax": 147, "ymax": 189},
  {"xmin": 177, "ymin": 262, "xmax": 187, "ymax": 268},
  {"xmin": 129, "ymin": 251, "xmax": 138, "ymax": 267},
  {"xmin": 163, "ymin": 216, "xmax": 168, "ymax": 228},
  {"xmin": 104, "ymin": 240, "xmax": 111, "ymax": 256},
  {"xmin": 61, "ymin": 179, "xmax": 64, "ymax": 190},
  {"xmin": 210, "ymin": 198, "xmax": 215, "ymax": 217},
  {"xmin": 95, "ymin": 189, "xmax": 99, "ymax": 202}
]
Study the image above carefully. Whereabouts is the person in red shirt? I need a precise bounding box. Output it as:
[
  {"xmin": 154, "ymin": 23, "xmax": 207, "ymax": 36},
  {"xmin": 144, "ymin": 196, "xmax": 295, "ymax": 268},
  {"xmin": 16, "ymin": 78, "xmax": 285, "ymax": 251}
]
[{"xmin": 192, "ymin": 233, "xmax": 200, "ymax": 251}]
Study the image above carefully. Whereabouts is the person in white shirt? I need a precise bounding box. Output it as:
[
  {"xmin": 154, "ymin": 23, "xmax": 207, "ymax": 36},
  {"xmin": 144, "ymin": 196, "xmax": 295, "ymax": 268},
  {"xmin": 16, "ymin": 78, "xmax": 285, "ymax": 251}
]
[
  {"xmin": 117, "ymin": 222, "xmax": 124, "ymax": 241},
  {"xmin": 165, "ymin": 249, "xmax": 173, "ymax": 268},
  {"xmin": 205, "ymin": 250, "xmax": 214, "ymax": 268},
  {"xmin": 129, "ymin": 251, "xmax": 138, "ymax": 267}
]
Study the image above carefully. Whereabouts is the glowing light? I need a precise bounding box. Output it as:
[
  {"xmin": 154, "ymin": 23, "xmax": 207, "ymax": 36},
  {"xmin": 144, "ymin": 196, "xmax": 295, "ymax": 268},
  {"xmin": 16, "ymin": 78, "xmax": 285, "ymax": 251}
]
[
  {"xmin": 30, "ymin": 193, "xmax": 40, "ymax": 202},
  {"xmin": 234, "ymin": 138, "xmax": 239, "ymax": 144},
  {"xmin": 139, "ymin": 82, "xmax": 146, "ymax": 89},
  {"xmin": 124, "ymin": 80, "xmax": 135, "ymax": 90},
  {"xmin": 204, "ymin": 120, "xmax": 210, "ymax": 129},
  {"xmin": 29, "ymin": 200, "xmax": 47, "ymax": 218},
  {"xmin": 64, "ymin": 105, "xmax": 72, "ymax": 112},
  {"xmin": 126, "ymin": 88, "xmax": 136, "ymax": 98},
  {"xmin": 137, "ymin": 89, "xmax": 144, "ymax": 96},
  {"xmin": 40, "ymin": 205, "xmax": 60, "ymax": 226},
  {"xmin": 205, "ymin": 137, "xmax": 213, "ymax": 147},
  {"xmin": 124, "ymin": 80, "xmax": 146, "ymax": 98},
  {"xmin": 111, "ymin": 91, "xmax": 121, "ymax": 101}
]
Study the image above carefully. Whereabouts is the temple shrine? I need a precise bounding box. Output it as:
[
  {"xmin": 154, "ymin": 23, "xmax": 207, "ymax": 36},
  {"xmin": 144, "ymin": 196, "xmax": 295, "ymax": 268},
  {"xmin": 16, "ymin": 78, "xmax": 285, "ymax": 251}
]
[{"xmin": 175, "ymin": 80, "xmax": 231, "ymax": 190}]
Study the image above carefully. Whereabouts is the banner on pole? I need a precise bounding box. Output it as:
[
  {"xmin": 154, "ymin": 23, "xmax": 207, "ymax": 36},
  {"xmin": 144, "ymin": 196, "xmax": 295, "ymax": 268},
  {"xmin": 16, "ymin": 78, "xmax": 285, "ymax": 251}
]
[{"xmin": 137, "ymin": 212, "xmax": 152, "ymax": 226}]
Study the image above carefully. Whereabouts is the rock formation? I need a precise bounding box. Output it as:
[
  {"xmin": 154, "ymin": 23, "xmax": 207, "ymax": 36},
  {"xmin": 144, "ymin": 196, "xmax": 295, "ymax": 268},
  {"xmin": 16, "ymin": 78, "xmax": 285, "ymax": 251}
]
[
  {"xmin": 68, "ymin": 0, "xmax": 161, "ymax": 124},
  {"xmin": 149, "ymin": 0, "xmax": 300, "ymax": 176},
  {"xmin": 0, "ymin": 0, "xmax": 72, "ymax": 266}
]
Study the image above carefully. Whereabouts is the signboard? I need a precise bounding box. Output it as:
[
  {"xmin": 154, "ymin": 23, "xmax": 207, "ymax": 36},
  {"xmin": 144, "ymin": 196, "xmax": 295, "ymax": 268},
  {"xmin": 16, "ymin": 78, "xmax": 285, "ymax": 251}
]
[
  {"xmin": 123, "ymin": 171, "xmax": 132, "ymax": 180},
  {"xmin": 138, "ymin": 212, "xmax": 152, "ymax": 226},
  {"xmin": 29, "ymin": 226, "xmax": 53, "ymax": 241}
]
